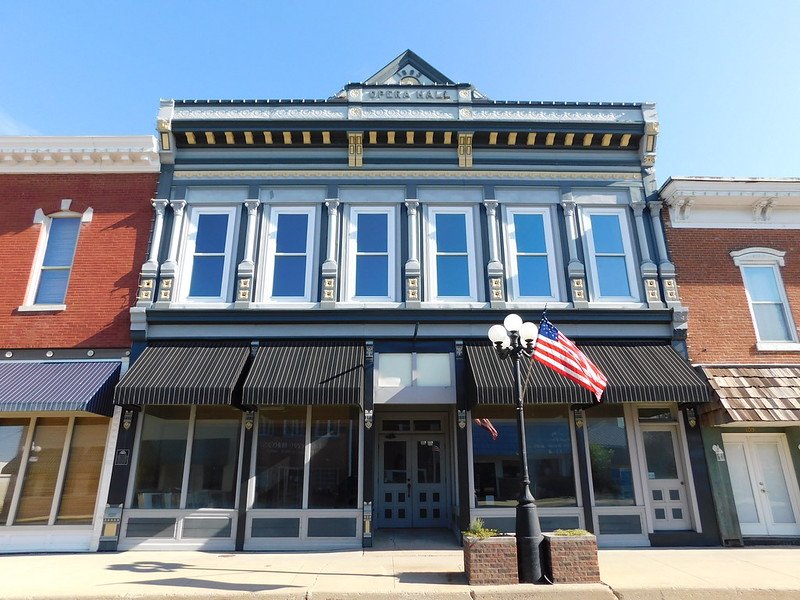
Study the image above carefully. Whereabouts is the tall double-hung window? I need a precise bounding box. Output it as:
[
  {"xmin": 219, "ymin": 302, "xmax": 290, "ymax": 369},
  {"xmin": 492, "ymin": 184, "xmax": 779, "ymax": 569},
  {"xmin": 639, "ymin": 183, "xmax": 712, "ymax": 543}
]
[
  {"xmin": 580, "ymin": 207, "xmax": 639, "ymax": 302},
  {"xmin": 504, "ymin": 207, "xmax": 559, "ymax": 301},
  {"xmin": 346, "ymin": 206, "xmax": 396, "ymax": 301},
  {"xmin": 731, "ymin": 248, "xmax": 798, "ymax": 348},
  {"xmin": 33, "ymin": 217, "xmax": 81, "ymax": 305},
  {"xmin": 426, "ymin": 207, "xmax": 478, "ymax": 301},
  {"xmin": 262, "ymin": 206, "xmax": 316, "ymax": 301},
  {"xmin": 180, "ymin": 207, "xmax": 237, "ymax": 302}
]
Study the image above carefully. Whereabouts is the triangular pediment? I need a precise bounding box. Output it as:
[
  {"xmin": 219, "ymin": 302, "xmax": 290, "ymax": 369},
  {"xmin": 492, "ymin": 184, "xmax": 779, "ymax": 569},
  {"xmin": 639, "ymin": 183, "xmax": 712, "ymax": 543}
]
[{"xmin": 363, "ymin": 50, "xmax": 455, "ymax": 86}]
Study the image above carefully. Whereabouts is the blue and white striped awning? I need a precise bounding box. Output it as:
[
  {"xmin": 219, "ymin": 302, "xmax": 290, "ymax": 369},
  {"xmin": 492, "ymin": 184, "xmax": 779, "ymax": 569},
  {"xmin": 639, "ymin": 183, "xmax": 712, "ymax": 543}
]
[{"xmin": 0, "ymin": 361, "xmax": 121, "ymax": 415}]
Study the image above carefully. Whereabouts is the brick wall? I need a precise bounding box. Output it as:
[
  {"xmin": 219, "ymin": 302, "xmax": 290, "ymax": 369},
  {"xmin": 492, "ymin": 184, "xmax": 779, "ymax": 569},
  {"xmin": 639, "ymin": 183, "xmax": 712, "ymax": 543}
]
[
  {"xmin": 544, "ymin": 534, "xmax": 601, "ymax": 584},
  {"xmin": 463, "ymin": 535, "xmax": 518, "ymax": 585},
  {"xmin": 664, "ymin": 211, "xmax": 800, "ymax": 364},
  {"xmin": 0, "ymin": 173, "xmax": 157, "ymax": 349}
]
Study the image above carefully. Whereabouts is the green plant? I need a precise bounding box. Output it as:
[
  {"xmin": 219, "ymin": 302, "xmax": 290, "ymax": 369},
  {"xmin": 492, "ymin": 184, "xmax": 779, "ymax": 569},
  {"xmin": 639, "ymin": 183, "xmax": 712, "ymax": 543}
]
[
  {"xmin": 463, "ymin": 517, "xmax": 499, "ymax": 539},
  {"xmin": 552, "ymin": 528, "xmax": 591, "ymax": 536}
]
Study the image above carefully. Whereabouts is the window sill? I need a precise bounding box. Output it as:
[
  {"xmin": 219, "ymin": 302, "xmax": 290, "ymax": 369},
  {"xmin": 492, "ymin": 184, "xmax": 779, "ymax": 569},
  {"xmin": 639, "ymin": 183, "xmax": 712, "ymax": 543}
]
[
  {"xmin": 756, "ymin": 341, "xmax": 800, "ymax": 352},
  {"xmin": 17, "ymin": 304, "xmax": 66, "ymax": 312}
]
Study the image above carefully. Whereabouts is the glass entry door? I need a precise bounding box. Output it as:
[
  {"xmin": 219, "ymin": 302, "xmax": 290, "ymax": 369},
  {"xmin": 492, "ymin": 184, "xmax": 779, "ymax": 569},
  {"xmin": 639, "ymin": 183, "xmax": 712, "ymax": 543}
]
[
  {"xmin": 377, "ymin": 433, "xmax": 448, "ymax": 528},
  {"xmin": 724, "ymin": 433, "xmax": 800, "ymax": 536},
  {"xmin": 641, "ymin": 425, "xmax": 691, "ymax": 530}
]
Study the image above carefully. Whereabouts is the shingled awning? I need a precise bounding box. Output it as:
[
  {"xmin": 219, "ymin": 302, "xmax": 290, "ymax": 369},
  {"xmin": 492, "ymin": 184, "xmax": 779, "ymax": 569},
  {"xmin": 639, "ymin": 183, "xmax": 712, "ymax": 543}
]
[
  {"xmin": 114, "ymin": 345, "xmax": 250, "ymax": 406},
  {"xmin": 243, "ymin": 341, "xmax": 364, "ymax": 406},
  {"xmin": 466, "ymin": 342, "xmax": 709, "ymax": 405},
  {"xmin": 0, "ymin": 361, "xmax": 120, "ymax": 416},
  {"xmin": 700, "ymin": 366, "xmax": 800, "ymax": 425}
]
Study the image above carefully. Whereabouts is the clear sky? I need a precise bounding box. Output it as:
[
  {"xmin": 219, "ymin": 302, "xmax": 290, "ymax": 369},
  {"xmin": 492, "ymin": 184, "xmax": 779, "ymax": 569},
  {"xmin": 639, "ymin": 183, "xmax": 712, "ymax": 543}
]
[{"xmin": 1, "ymin": 1, "xmax": 798, "ymax": 183}]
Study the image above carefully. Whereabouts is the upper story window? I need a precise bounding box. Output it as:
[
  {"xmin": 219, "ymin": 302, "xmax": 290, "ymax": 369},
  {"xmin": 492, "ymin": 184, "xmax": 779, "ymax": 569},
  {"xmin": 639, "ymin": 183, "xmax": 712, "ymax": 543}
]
[
  {"xmin": 731, "ymin": 248, "xmax": 798, "ymax": 349},
  {"xmin": 179, "ymin": 206, "xmax": 237, "ymax": 302},
  {"xmin": 345, "ymin": 206, "xmax": 397, "ymax": 301},
  {"xmin": 34, "ymin": 217, "xmax": 81, "ymax": 305},
  {"xmin": 426, "ymin": 206, "xmax": 478, "ymax": 301},
  {"xmin": 504, "ymin": 207, "xmax": 560, "ymax": 301},
  {"xmin": 262, "ymin": 206, "xmax": 316, "ymax": 301},
  {"xmin": 580, "ymin": 207, "xmax": 639, "ymax": 302}
]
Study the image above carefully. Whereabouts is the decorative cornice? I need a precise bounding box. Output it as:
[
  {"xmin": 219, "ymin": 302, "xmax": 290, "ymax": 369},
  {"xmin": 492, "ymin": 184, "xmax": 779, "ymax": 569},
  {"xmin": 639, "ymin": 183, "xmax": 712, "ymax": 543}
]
[
  {"xmin": 174, "ymin": 106, "xmax": 349, "ymax": 121},
  {"xmin": 0, "ymin": 136, "xmax": 160, "ymax": 174},
  {"xmin": 173, "ymin": 169, "xmax": 642, "ymax": 182}
]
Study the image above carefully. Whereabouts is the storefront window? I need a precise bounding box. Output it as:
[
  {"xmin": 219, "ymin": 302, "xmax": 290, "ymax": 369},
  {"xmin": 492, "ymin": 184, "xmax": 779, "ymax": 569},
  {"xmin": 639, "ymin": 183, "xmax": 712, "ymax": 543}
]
[
  {"xmin": 0, "ymin": 419, "xmax": 29, "ymax": 524},
  {"xmin": 471, "ymin": 407, "xmax": 576, "ymax": 507},
  {"xmin": 132, "ymin": 406, "xmax": 190, "ymax": 509},
  {"xmin": 308, "ymin": 406, "xmax": 359, "ymax": 508},
  {"xmin": 15, "ymin": 417, "xmax": 69, "ymax": 524},
  {"xmin": 254, "ymin": 407, "xmax": 306, "ymax": 508},
  {"xmin": 56, "ymin": 418, "xmax": 107, "ymax": 524},
  {"xmin": 586, "ymin": 404, "xmax": 635, "ymax": 506},
  {"xmin": 186, "ymin": 406, "xmax": 241, "ymax": 509}
]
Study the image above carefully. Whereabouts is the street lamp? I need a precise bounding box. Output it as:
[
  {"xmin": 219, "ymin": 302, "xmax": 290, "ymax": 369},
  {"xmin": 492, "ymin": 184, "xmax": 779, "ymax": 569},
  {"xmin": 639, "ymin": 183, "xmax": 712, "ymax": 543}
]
[{"xmin": 487, "ymin": 313, "xmax": 543, "ymax": 583}]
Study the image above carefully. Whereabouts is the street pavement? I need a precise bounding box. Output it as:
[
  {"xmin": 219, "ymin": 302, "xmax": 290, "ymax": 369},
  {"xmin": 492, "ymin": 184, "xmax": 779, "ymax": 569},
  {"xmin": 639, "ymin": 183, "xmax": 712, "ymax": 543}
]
[{"xmin": 0, "ymin": 531, "xmax": 798, "ymax": 599}]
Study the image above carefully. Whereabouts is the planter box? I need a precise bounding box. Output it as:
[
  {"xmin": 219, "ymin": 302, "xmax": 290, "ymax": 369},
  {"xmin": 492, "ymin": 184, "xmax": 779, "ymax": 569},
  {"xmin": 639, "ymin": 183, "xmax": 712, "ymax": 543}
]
[
  {"xmin": 463, "ymin": 535, "xmax": 518, "ymax": 585},
  {"xmin": 543, "ymin": 533, "xmax": 601, "ymax": 584}
]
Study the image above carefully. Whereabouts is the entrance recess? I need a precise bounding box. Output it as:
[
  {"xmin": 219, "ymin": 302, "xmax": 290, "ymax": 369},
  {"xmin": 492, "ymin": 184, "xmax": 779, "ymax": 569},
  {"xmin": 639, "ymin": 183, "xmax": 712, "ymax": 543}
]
[
  {"xmin": 724, "ymin": 433, "xmax": 800, "ymax": 537},
  {"xmin": 376, "ymin": 416, "xmax": 449, "ymax": 528},
  {"xmin": 641, "ymin": 425, "xmax": 691, "ymax": 530}
]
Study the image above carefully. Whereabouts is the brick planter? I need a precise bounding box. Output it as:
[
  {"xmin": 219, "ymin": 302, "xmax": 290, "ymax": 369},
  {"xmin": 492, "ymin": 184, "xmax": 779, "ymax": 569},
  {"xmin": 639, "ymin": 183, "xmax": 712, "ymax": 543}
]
[
  {"xmin": 463, "ymin": 535, "xmax": 518, "ymax": 585},
  {"xmin": 543, "ymin": 533, "xmax": 601, "ymax": 583}
]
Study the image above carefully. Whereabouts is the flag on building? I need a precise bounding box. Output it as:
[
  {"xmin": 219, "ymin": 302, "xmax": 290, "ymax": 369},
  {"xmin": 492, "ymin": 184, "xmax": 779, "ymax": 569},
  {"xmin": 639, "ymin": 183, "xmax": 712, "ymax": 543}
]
[
  {"xmin": 473, "ymin": 418, "xmax": 499, "ymax": 440},
  {"xmin": 532, "ymin": 317, "xmax": 607, "ymax": 402}
]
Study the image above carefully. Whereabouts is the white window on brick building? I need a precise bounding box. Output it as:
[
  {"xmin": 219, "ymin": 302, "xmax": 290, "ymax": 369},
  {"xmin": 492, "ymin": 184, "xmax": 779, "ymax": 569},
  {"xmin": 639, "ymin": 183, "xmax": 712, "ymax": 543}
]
[{"xmin": 731, "ymin": 247, "xmax": 799, "ymax": 350}]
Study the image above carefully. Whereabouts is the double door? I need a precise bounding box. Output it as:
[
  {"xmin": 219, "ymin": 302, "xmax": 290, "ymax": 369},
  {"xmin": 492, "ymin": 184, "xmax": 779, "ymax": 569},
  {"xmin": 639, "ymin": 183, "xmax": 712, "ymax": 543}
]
[
  {"xmin": 724, "ymin": 433, "xmax": 800, "ymax": 536},
  {"xmin": 378, "ymin": 433, "xmax": 448, "ymax": 528}
]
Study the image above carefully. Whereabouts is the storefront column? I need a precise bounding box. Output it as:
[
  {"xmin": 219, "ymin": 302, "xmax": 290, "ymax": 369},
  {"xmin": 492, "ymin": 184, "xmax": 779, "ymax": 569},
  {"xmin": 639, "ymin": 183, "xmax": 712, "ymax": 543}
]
[
  {"xmin": 362, "ymin": 341, "xmax": 375, "ymax": 547},
  {"xmin": 699, "ymin": 426, "xmax": 741, "ymax": 545},
  {"xmin": 455, "ymin": 341, "xmax": 472, "ymax": 531},
  {"xmin": 235, "ymin": 409, "xmax": 255, "ymax": 551},
  {"xmin": 572, "ymin": 408, "xmax": 595, "ymax": 533}
]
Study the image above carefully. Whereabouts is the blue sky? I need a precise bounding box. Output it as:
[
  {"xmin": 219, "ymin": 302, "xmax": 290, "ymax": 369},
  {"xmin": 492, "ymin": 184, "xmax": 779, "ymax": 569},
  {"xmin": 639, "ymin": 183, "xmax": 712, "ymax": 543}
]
[{"xmin": 1, "ymin": 1, "xmax": 798, "ymax": 183}]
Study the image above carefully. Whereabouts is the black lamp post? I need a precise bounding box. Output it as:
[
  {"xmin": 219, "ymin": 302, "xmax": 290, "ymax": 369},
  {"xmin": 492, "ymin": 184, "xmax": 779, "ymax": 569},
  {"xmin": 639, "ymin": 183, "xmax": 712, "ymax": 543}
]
[{"xmin": 487, "ymin": 313, "xmax": 543, "ymax": 583}]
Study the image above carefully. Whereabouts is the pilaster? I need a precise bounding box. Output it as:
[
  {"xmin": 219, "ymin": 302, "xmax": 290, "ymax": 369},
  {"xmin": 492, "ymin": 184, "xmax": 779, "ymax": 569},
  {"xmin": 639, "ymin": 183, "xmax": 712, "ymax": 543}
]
[
  {"xmin": 648, "ymin": 200, "xmax": 680, "ymax": 308},
  {"xmin": 484, "ymin": 200, "xmax": 505, "ymax": 308},
  {"xmin": 631, "ymin": 193, "xmax": 662, "ymax": 308},
  {"xmin": 235, "ymin": 199, "xmax": 260, "ymax": 308},
  {"xmin": 404, "ymin": 199, "xmax": 421, "ymax": 308},
  {"xmin": 136, "ymin": 199, "xmax": 168, "ymax": 306},
  {"xmin": 155, "ymin": 199, "xmax": 186, "ymax": 306},
  {"xmin": 320, "ymin": 199, "xmax": 340, "ymax": 308},
  {"xmin": 561, "ymin": 193, "xmax": 588, "ymax": 308}
]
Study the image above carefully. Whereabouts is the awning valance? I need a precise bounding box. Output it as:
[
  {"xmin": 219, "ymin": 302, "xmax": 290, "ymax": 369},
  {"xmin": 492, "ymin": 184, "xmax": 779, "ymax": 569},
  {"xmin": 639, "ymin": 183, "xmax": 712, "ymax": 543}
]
[
  {"xmin": 243, "ymin": 341, "xmax": 364, "ymax": 406},
  {"xmin": 700, "ymin": 366, "xmax": 800, "ymax": 426},
  {"xmin": 114, "ymin": 345, "xmax": 250, "ymax": 406},
  {"xmin": 0, "ymin": 361, "xmax": 120, "ymax": 416},
  {"xmin": 466, "ymin": 342, "xmax": 708, "ymax": 405}
]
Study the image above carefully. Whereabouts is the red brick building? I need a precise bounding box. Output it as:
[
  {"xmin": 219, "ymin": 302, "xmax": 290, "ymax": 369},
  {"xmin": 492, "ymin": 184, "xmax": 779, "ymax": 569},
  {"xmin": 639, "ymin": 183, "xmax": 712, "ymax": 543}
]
[
  {"xmin": 661, "ymin": 177, "xmax": 800, "ymax": 545},
  {"xmin": 0, "ymin": 136, "xmax": 159, "ymax": 552}
]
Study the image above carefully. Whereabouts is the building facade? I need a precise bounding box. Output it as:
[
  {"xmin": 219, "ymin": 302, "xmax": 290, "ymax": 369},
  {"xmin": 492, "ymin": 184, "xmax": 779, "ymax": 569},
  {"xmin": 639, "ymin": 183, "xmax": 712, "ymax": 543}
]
[
  {"xmin": 661, "ymin": 177, "xmax": 800, "ymax": 545},
  {"xmin": 0, "ymin": 136, "xmax": 159, "ymax": 552},
  {"xmin": 107, "ymin": 51, "xmax": 714, "ymax": 553}
]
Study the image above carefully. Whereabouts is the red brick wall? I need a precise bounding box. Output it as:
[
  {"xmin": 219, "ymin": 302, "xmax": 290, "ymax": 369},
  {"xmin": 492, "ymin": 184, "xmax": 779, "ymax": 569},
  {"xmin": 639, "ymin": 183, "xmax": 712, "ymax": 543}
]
[
  {"xmin": 0, "ymin": 173, "xmax": 157, "ymax": 349},
  {"xmin": 664, "ymin": 211, "xmax": 800, "ymax": 364},
  {"xmin": 463, "ymin": 536, "xmax": 518, "ymax": 585},
  {"xmin": 544, "ymin": 534, "xmax": 601, "ymax": 584}
]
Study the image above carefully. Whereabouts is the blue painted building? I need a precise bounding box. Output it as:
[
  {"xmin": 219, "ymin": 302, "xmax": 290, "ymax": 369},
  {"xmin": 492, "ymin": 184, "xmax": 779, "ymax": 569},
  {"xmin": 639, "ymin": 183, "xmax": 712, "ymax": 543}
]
[{"xmin": 105, "ymin": 51, "xmax": 713, "ymax": 551}]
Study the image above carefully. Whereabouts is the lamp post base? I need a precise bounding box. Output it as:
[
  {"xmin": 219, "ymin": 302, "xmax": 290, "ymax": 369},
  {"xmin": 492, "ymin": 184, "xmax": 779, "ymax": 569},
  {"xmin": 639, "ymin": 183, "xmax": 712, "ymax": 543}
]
[{"xmin": 516, "ymin": 490, "xmax": 544, "ymax": 583}]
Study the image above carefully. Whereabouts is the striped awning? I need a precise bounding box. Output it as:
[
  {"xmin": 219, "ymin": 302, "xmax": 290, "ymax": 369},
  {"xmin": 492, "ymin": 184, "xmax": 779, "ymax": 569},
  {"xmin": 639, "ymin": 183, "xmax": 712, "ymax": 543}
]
[
  {"xmin": 114, "ymin": 345, "xmax": 250, "ymax": 406},
  {"xmin": 0, "ymin": 361, "xmax": 120, "ymax": 415},
  {"xmin": 243, "ymin": 341, "xmax": 364, "ymax": 406},
  {"xmin": 466, "ymin": 342, "xmax": 708, "ymax": 405}
]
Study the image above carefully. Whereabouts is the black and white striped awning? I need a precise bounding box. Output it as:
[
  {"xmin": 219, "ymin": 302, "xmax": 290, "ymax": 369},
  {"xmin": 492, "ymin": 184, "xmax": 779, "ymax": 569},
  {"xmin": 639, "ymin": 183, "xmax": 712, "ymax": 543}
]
[
  {"xmin": 114, "ymin": 345, "xmax": 250, "ymax": 406},
  {"xmin": 466, "ymin": 342, "xmax": 708, "ymax": 405},
  {"xmin": 243, "ymin": 341, "xmax": 364, "ymax": 406},
  {"xmin": 0, "ymin": 361, "xmax": 120, "ymax": 416}
]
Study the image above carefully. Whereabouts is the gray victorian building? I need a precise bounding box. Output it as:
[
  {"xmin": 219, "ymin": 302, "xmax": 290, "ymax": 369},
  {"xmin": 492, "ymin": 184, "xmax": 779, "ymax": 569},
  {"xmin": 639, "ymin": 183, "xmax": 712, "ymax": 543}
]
[{"xmin": 104, "ymin": 51, "xmax": 713, "ymax": 552}]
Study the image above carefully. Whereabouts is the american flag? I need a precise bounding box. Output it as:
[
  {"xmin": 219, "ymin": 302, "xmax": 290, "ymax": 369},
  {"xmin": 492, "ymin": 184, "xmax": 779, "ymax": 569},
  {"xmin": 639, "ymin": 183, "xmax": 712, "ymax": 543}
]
[
  {"xmin": 473, "ymin": 418, "xmax": 499, "ymax": 440},
  {"xmin": 532, "ymin": 317, "xmax": 607, "ymax": 402}
]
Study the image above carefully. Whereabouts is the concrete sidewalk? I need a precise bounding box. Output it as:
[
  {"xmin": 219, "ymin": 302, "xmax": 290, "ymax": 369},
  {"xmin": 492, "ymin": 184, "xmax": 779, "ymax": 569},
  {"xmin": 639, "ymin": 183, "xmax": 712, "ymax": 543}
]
[{"xmin": 0, "ymin": 544, "xmax": 798, "ymax": 600}]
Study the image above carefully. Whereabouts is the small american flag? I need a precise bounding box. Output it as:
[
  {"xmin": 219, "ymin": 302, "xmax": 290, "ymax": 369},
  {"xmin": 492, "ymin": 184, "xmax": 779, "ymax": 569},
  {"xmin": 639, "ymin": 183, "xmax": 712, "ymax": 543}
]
[
  {"xmin": 532, "ymin": 317, "xmax": 607, "ymax": 402},
  {"xmin": 473, "ymin": 418, "xmax": 499, "ymax": 440}
]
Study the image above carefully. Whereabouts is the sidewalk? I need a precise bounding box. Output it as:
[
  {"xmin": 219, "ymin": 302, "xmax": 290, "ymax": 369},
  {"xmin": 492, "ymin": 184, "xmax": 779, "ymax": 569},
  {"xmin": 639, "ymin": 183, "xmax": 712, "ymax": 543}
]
[{"xmin": 0, "ymin": 543, "xmax": 798, "ymax": 599}]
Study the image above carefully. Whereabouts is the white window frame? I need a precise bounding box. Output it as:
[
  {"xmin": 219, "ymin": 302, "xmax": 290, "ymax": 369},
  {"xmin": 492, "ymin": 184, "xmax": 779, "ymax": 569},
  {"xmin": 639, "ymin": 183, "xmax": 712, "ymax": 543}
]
[
  {"xmin": 502, "ymin": 205, "xmax": 560, "ymax": 302},
  {"xmin": 260, "ymin": 205, "xmax": 317, "ymax": 303},
  {"xmin": 177, "ymin": 205, "xmax": 238, "ymax": 303},
  {"xmin": 344, "ymin": 205, "xmax": 398, "ymax": 302},
  {"xmin": 425, "ymin": 205, "xmax": 479, "ymax": 302},
  {"xmin": 21, "ymin": 209, "xmax": 89, "ymax": 312},
  {"xmin": 731, "ymin": 247, "xmax": 800, "ymax": 351},
  {"xmin": 579, "ymin": 207, "xmax": 640, "ymax": 303}
]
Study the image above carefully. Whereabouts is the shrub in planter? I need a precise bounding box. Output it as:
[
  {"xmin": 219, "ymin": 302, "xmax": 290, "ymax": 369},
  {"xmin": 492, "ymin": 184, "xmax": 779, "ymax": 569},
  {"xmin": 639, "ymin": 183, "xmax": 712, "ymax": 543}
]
[
  {"xmin": 462, "ymin": 519, "xmax": 518, "ymax": 585},
  {"xmin": 543, "ymin": 529, "xmax": 601, "ymax": 584}
]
